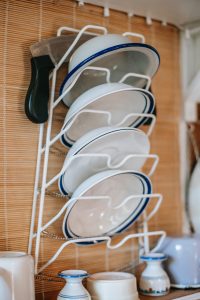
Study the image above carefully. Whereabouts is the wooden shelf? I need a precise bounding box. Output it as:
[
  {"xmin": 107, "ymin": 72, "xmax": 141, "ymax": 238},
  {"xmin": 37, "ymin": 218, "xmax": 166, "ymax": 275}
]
[
  {"xmin": 36, "ymin": 289, "xmax": 200, "ymax": 300},
  {"xmin": 140, "ymin": 289, "xmax": 200, "ymax": 300}
]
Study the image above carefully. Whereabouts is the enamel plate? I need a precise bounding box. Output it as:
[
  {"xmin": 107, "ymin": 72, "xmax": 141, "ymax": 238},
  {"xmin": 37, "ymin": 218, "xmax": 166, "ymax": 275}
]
[
  {"xmin": 188, "ymin": 160, "xmax": 200, "ymax": 233},
  {"xmin": 62, "ymin": 170, "xmax": 152, "ymax": 244},
  {"xmin": 59, "ymin": 127, "xmax": 150, "ymax": 196},
  {"xmin": 61, "ymin": 82, "xmax": 155, "ymax": 146},
  {"xmin": 59, "ymin": 34, "xmax": 160, "ymax": 107}
]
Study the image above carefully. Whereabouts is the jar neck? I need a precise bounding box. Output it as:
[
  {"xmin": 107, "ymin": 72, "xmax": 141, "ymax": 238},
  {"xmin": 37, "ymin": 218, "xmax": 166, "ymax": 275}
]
[
  {"xmin": 65, "ymin": 277, "xmax": 84, "ymax": 284},
  {"xmin": 146, "ymin": 260, "xmax": 162, "ymax": 268}
]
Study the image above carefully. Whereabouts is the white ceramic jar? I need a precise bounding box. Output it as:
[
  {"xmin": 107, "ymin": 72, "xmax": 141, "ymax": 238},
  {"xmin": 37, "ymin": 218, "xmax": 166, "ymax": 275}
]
[
  {"xmin": 139, "ymin": 253, "xmax": 170, "ymax": 296},
  {"xmin": 57, "ymin": 270, "xmax": 91, "ymax": 300},
  {"xmin": 0, "ymin": 251, "xmax": 35, "ymax": 300},
  {"xmin": 159, "ymin": 235, "xmax": 200, "ymax": 288}
]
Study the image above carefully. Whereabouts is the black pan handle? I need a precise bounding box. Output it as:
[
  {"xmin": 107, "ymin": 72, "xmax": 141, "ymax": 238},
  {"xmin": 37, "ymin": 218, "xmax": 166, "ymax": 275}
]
[{"xmin": 25, "ymin": 55, "xmax": 54, "ymax": 123}]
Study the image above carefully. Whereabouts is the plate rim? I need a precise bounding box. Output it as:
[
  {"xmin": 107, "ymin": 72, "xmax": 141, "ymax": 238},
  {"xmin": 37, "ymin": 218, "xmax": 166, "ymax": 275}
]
[
  {"xmin": 62, "ymin": 170, "xmax": 152, "ymax": 245},
  {"xmin": 59, "ymin": 42, "xmax": 160, "ymax": 107},
  {"xmin": 61, "ymin": 86, "xmax": 154, "ymax": 146},
  {"xmin": 63, "ymin": 83, "xmax": 154, "ymax": 120},
  {"xmin": 188, "ymin": 160, "xmax": 200, "ymax": 233},
  {"xmin": 67, "ymin": 126, "xmax": 149, "ymax": 160},
  {"xmin": 59, "ymin": 127, "xmax": 150, "ymax": 195}
]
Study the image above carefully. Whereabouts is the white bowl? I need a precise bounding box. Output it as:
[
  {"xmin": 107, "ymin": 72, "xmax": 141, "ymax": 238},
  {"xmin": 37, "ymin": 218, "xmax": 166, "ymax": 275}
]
[
  {"xmin": 60, "ymin": 34, "xmax": 160, "ymax": 107},
  {"xmin": 69, "ymin": 34, "xmax": 131, "ymax": 71},
  {"xmin": 91, "ymin": 294, "xmax": 139, "ymax": 300},
  {"xmin": 87, "ymin": 272, "xmax": 139, "ymax": 300}
]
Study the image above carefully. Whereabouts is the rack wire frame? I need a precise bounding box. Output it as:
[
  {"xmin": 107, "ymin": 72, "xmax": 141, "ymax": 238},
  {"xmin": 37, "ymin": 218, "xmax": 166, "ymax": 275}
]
[{"xmin": 28, "ymin": 24, "xmax": 165, "ymax": 274}]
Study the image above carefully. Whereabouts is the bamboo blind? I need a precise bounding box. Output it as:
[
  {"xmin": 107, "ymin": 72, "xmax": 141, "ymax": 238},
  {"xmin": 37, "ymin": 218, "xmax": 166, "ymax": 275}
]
[{"xmin": 0, "ymin": 0, "xmax": 183, "ymax": 298}]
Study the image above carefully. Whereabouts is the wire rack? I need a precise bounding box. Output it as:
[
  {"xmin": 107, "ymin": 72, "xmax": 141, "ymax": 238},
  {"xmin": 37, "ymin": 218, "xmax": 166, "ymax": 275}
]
[{"xmin": 28, "ymin": 24, "xmax": 166, "ymax": 275}]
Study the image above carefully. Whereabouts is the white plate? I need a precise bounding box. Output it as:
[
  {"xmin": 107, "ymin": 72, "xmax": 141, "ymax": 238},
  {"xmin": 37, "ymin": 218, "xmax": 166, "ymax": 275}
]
[
  {"xmin": 59, "ymin": 34, "xmax": 160, "ymax": 106},
  {"xmin": 59, "ymin": 127, "xmax": 150, "ymax": 195},
  {"xmin": 188, "ymin": 160, "xmax": 200, "ymax": 233},
  {"xmin": 61, "ymin": 82, "xmax": 155, "ymax": 146},
  {"xmin": 62, "ymin": 170, "xmax": 152, "ymax": 244}
]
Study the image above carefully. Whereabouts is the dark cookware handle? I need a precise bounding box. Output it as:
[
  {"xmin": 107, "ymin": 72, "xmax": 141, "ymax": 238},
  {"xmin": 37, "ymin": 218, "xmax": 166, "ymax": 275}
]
[{"xmin": 25, "ymin": 55, "xmax": 54, "ymax": 124}]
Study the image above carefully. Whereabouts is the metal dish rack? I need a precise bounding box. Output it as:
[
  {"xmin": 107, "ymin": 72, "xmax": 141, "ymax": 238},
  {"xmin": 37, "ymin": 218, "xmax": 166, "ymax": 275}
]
[{"xmin": 28, "ymin": 25, "xmax": 166, "ymax": 275}]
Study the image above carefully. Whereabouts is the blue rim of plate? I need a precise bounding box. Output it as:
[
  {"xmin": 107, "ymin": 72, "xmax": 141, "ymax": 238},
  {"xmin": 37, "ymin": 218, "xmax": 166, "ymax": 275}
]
[
  {"xmin": 59, "ymin": 174, "xmax": 68, "ymax": 196},
  {"xmin": 61, "ymin": 89, "xmax": 154, "ymax": 147},
  {"xmin": 59, "ymin": 42, "xmax": 160, "ymax": 104},
  {"xmin": 140, "ymin": 253, "xmax": 167, "ymax": 261},
  {"xmin": 63, "ymin": 172, "xmax": 151, "ymax": 245},
  {"xmin": 58, "ymin": 128, "xmax": 148, "ymax": 196}
]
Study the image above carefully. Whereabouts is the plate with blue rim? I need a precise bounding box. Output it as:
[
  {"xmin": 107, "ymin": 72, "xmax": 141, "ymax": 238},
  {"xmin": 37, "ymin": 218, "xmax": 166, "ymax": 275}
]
[
  {"xmin": 59, "ymin": 33, "xmax": 160, "ymax": 107},
  {"xmin": 60, "ymin": 82, "xmax": 155, "ymax": 147},
  {"xmin": 58, "ymin": 127, "xmax": 150, "ymax": 196},
  {"xmin": 62, "ymin": 169, "xmax": 152, "ymax": 245}
]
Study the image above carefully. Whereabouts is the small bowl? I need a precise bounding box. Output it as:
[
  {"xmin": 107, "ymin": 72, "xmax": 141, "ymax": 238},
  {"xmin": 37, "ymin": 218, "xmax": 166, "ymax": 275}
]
[
  {"xmin": 87, "ymin": 272, "xmax": 139, "ymax": 300},
  {"xmin": 91, "ymin": 294, "xmax": 139, "ymax": 300}
]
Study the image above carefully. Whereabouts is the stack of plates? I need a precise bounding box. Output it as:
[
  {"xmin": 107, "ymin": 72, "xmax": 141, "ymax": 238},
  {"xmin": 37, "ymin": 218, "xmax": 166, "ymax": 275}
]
[{"xmin": 58, "ymin": 32, "xmax": 159, "ymax": 243}]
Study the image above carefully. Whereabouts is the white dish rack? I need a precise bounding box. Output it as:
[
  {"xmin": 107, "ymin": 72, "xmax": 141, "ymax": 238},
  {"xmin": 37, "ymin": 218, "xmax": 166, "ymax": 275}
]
[{"xmin": 28, "ymin": 24, "xmax": 166, "ymax": 275}]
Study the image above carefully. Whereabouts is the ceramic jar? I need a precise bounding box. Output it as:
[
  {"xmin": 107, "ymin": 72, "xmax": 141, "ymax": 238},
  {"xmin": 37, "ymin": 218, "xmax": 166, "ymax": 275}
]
[
  {"xmin": 0, "ymin": 251, "xmax": 35, "ymax": 300},
  {"xmin": 139, "ymin": 253, "xmax": 170, "ymax": 296},
  {"xmin": 57, "ymin": 270, "xmax": 91, "ymax": 300},
  {"xmin": 159, "ymin": 235, "xmax": 200, "ymax": 288}
]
